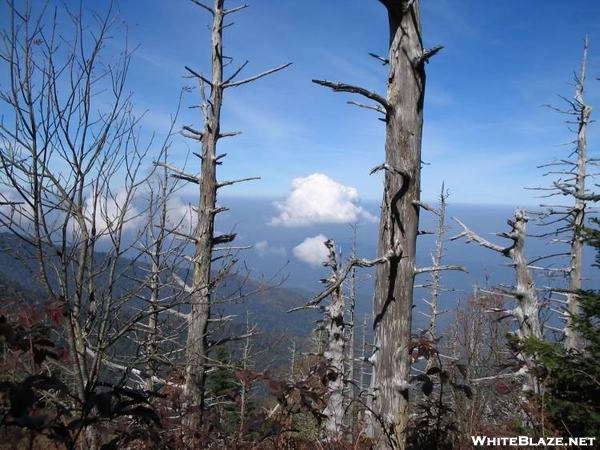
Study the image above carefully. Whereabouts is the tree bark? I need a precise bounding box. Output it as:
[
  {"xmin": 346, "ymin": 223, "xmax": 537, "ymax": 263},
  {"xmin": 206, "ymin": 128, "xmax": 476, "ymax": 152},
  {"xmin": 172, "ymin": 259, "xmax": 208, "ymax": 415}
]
[
  {"xmin": 451, "ymin": 209, "xmax": 542, "ymax": 393},
  {"xmin": 370, "ymin": 1, "xmax": 426, "ymax": 448},
  {"xmin": 323, "ymin": 240, "xmax": 347, "ymax": 441},
  {"xmin": 184, "ymin": 0, "xmax": 225, "ymax": 432}
]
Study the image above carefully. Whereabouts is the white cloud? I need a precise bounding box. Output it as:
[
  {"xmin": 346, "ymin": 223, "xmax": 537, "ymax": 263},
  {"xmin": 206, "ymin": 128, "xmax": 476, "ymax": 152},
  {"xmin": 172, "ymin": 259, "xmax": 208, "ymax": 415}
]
[
  {"xmin": 83, "ymin": 189, "xmax": 144, "ymax": 235},
  {"xmin": 166, "ymin": 195, "xmax": 196, "ymax": 230},
  {"xmin": 293, "ymin": 234, "xmax": 329, "ymax": 267},
  {"xmin": 255, "ymin": 240, "xmax": 286, "ymax": 257},
  {"xmin": 269, "ymin": 173, "xmax": 377, "ymax": 227}
]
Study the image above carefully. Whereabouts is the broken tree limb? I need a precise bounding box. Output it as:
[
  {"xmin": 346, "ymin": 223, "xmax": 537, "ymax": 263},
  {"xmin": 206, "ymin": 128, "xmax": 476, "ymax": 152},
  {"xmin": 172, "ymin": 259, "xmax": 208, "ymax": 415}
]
[
  {"xmin": 153, "ymin": 161, "xmax": 201, "ymax": 184},
  {"xmin": 312, "ymin": 79, "xmax": 390, "ymax": 113},
  {"xmin": 223, "ymin": 62, "xmax": 292, "ymax": 88},
  {"xmin": 414, "ymin": 265, "xmax": 467, "ymax": 275},
  {"xmin": 415, "ymin": 45, "xmax": 444, "ymax": 66},
  {"xmin": 217, "ymin": 176, "xmax": 260, "ymax": 188}
]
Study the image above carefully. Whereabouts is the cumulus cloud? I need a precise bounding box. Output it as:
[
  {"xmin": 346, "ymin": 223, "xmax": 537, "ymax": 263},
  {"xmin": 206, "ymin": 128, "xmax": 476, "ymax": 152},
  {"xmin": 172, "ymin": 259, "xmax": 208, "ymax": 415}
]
[
  {"xmin": 255, "ymin": 240, "xmax": 286, "ymax": 257},
  {"xmin": 269, "ymin": 173, "xmax": 377, "ymax": 227},
  {"xmin": 293, "ymin": 234, "xmax": 329, "ymax": 267}
]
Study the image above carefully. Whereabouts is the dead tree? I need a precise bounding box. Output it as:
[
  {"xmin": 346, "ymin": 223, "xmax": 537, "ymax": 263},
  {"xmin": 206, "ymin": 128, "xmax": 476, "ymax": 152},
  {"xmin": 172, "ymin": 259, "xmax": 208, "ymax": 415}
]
[
  {"xmin": 322, "ymin": 240, "xmax": 346, "ymax": 440},
  {"xmin": 529, "ymin": 37, "xmax": 598, "ymax": 351},
  {"xmin": 136, "ymin": 142, "xmax": 190, "ymax": 392},
  {"xmin": 313, "ymin": 2, "xmax": 440, "ymax": 447},
  {"xmin": 142, "ymin": 159, "xmax": 172, "ymax": 391},
  {"xmin": 289, "ymin": 240, "xmax": 387, "ymax": 442},
  {"xmin": 425, "ymin": 186, "xmax": 448, "ymax": 342},
  {"xmin": 347, "ymin": 224, "xmax": 359, "ymax": 432},
  {"xmin": 415, "ymin": 184, "xmax": 465, "ymax": 346},
  {"xmin": 451, "ymin": 209, "xmax": 543, "ymax": 393},
  {"xmin": 157, "ymin": 0, "xmax": 290, "ymax": 432}
]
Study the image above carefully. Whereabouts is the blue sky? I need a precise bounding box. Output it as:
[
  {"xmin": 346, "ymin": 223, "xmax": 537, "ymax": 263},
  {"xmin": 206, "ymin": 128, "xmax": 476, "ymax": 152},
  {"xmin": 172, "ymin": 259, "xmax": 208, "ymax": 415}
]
[{"xmin": 4, "ymin": 0, "xmax": 600, "ymax": 206}]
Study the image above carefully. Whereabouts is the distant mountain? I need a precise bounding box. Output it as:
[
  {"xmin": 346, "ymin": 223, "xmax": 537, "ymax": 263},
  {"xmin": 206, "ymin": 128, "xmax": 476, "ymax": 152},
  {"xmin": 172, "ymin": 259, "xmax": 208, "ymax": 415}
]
[
  {"xmin": 0, "ymin": 196, "xmax": 596, "ymax": 364},
  {"xmin": 0, "ymin": 232, "xmax": 319, "ymax": 352}
]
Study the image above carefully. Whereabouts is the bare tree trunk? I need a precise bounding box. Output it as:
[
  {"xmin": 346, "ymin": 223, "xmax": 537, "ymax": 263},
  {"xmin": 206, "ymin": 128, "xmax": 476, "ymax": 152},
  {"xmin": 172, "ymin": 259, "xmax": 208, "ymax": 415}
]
[
  {"xmin": 288, "ymin": 242, "xmax": 387, "ymax": 442},
  {"xmin": 371, "ymin": 2, "xmax": 427, "ymax": 448},
  {"xmin": 532, "ymin": 38, "xmax": 598, "ymax": 350},
  {"xmin": 144, "ymin": 158, "xmax": 171, "ymax": 391},
  {"xmin": 426, "ymin": 185, "xmax": 448, "ymax": 342},
  {"xmin": 183, "ymin": 0, "xmax": 225, "ymax": 429},
  {"xmin": 310, "ymin": 5, "xmax": 433, "ymax": 444},
  {"xmin": 145, "ymin": 257, "xmax": 160, "ymax": 392},
  {"xmin": 565, "ymin": 38, "xmax": 591, "ymax": 352},
  {"xmin": 322, "ymin": 240, "xmax": 347, "ymax": 441},
  {"xmin": 452, "ymin": 210, "xmax": 542, "ymax": 393},
  {"xmin": 179, "ymin": 1, "xmax": 289, "ymax": 434},
  {"xmin": 348, "ymin": 224, "xmax": 358, "ymax": 432}
]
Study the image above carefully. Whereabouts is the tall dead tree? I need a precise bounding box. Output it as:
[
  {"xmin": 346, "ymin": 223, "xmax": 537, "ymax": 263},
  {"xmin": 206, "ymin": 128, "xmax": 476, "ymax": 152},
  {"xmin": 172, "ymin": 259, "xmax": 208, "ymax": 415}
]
[
  {"xmin": 347, "ymin": 224, "xmax": 359, "ymax": 431},
  {"xmin": 451, "ymin": 209, "xmax": 543, "ymax": 393},
  {"xmin": 159, "ymin": 0, "xmax": 289, "ymax": 432},
  {"xmin": 289, "ymin": 239, "xmax": 387, "ymax": 442},
  {"xmin": 313, "ymin": 2, "xmax": 440, "ymax": 447},
  {"xmin": 531, "ymin": 37, "xmax": 598, "ymax": 351},
  {"xmin": 322, "ymin": 240, "xmax": 347, "ymax": 440},
  {"xmin": 417, "ymin": 184, "xmax": 451, "ymax": 343}
]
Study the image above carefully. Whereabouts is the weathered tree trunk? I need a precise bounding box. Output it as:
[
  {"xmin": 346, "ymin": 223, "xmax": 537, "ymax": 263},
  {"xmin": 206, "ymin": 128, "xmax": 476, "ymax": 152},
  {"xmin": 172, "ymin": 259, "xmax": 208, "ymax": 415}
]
[
  {"xmin": 534, "ymin": 38, "xmax": 597, "ymax": 349},
  {"xmin": 322, "ymin": 240, "xmax": 347, "ymax": 441},
  {"xmin": 359, "ymin": 314, "xmax": 372, "ymax": 428},
  {"xmin": 288, "ymin": 241, "xmax": 387, "ymax": 442},
  {"xmin": 565, "ymin": 38, "xmax": 591, "ymax": 352},
  {"xmin": 452, "ymin": 209, "xmax": 542, "ymax": 393},
  {"xmin": 348, "ymin": 225, "xmax": 358, "ymax": 432},
  {"xmin": 178, "ymin": 2, "xmax": 288, "ymax": 432},
  {"xmin": 310, "ymin": 5, "xmax": 430, "ymax": 440},
  {"xmin": 426, "ymin": 184, "xmax": 448, "ymax": 343},
  {"xmin": 184, "ymin": 0, "xmax": 225, "ymax": 430},
  {"xmin": 145, "ymin": 257, "xmax": 160, "ymax": 392},
  {"xmin": 370, "ymin": 1, "xmax": 426, "ymax": 448}
]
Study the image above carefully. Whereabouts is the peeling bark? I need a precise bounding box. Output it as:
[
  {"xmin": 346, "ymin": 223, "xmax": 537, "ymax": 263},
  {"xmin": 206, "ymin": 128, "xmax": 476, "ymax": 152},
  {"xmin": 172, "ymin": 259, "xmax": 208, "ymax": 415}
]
[
  {"xmin": 370, "ymin": 1, "xmax": 427, "ymax": 448},
  {"xmin": 322, "ymin": 240, "xmax": 346, "ymax": 441}
]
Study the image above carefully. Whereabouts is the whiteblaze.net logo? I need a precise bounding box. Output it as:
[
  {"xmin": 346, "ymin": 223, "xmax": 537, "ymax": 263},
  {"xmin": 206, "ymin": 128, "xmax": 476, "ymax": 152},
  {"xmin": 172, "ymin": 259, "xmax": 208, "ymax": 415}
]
[{"xmin": 471, "ymin": 436, "xmax": 596, "ymax": 447}]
